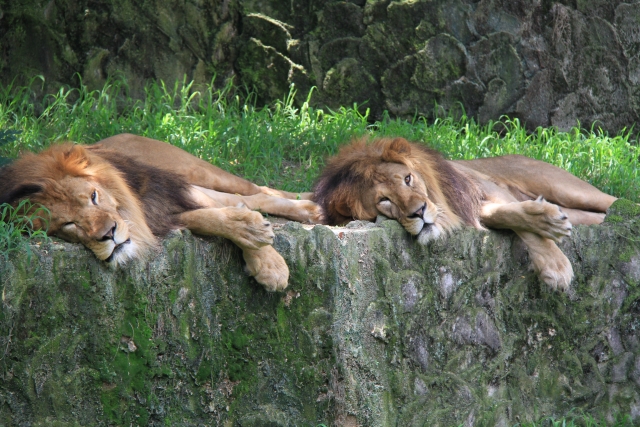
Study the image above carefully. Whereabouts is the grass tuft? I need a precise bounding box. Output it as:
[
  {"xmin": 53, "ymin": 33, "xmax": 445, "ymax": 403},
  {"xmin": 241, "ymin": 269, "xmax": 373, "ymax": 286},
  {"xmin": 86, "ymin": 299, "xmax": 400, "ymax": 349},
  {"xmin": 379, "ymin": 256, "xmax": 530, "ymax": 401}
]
[
  {"xmin": 0, "ymin": 77, "xmax": 637, "ymax": 199},
  {"xmin": 0, "ymin": 200, "xmax": 50, "ymax": 260}
]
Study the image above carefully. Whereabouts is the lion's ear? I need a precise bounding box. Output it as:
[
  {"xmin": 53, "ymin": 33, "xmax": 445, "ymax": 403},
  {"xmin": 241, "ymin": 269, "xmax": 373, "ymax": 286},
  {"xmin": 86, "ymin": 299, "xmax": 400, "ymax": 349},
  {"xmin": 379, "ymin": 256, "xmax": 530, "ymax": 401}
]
[
  {"xmin": 65, "ymin": 144, "xmax": 88, "ymax": 160},
  {"xmin": 383, "ymin": 138, "xmax": 411, "ymax": 161},
  {"xmin": 61, "ymin": 144, "xmax": 91, "ymax": 170}
]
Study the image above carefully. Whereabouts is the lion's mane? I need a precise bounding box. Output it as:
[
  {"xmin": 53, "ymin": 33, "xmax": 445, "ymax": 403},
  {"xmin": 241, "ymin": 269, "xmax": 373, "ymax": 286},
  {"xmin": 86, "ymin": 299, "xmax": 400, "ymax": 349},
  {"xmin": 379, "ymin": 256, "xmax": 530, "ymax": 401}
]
[{"xmin": 313, "ymin": 137, "xmax": 484, "ymax": 230}]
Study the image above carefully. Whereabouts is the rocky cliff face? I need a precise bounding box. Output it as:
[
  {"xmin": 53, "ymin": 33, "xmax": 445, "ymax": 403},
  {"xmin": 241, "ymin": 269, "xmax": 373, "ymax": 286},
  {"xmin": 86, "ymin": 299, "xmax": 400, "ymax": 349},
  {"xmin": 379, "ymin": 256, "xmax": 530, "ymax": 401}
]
[
  {"xmin": 2, "ymin": 1, "xmax": 640, "ymax": 133},
  {"xmin": 240, "ymin": 0, "xmax": 640, "ymax": 133},
  {"xmin": 0, "ymin": 0, "xmax": 242, "ymax": 99},
  {"xmin": 1, "ymin": 200, "xmax": 639, "ymax": 426}
]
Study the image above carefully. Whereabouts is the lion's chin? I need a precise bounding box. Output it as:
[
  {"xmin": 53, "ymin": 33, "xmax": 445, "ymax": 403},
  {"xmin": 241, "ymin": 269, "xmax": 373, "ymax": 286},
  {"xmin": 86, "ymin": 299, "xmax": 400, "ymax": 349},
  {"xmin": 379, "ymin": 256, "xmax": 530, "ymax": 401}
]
[
  {"xmin": 103, "ymin": 239, "xmax": 136, "ymax": 265},
  {"xmin": 416, "ymin": 223, "xmax": 442, "ymax": 244}
]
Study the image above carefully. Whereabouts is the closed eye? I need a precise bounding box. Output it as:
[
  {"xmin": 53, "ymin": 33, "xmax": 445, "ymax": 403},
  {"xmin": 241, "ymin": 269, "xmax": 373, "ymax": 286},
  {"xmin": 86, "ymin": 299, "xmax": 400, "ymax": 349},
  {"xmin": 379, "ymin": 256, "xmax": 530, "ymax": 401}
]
[{"xmin": 378, "ymin": 197, "xmax": 390, "ymax": 204}]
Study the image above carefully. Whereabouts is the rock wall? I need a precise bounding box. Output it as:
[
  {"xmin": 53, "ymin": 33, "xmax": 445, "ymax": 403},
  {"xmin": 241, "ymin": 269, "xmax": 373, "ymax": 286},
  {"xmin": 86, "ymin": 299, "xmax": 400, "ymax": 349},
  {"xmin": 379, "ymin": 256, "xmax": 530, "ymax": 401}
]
[
  {"xmin": 0, "ymin": 0, "xmax": 242, "ymax": 99},
  {"xmin": 240, "ymin": 0, "xmax": 640, "ymax": 132},
  {"xmin": 1, "ymin": 200, "xmax": 639, "ymax": 426},
  {"xmin": 2, "ymin": 1, "xmax": 640, "ymax": 133}
]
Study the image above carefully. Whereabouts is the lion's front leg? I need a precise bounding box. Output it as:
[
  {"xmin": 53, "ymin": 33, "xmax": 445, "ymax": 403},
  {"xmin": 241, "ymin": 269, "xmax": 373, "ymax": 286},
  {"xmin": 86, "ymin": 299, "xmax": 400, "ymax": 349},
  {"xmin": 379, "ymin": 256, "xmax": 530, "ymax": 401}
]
[
  {"xmin": 481, "ymin": 197, "xmax": 572, "ymax": 242},
  {"xmin": 179, "ymin": 207, "xmax": 289, "ymax": 291},
  {"xmin": 180, "ymin": 206, "xmax": 274, "ymax": 249},
  {"xmin": 243, "ymin": 246, "xmax": 289, "ymax": 292},
  {"xmin": 191, "ymin": 186, "xmax": 323, "ymax": 224},
  {"xmin": 516, "ymin": 230, "xmax": 573, "ymax": 291}
]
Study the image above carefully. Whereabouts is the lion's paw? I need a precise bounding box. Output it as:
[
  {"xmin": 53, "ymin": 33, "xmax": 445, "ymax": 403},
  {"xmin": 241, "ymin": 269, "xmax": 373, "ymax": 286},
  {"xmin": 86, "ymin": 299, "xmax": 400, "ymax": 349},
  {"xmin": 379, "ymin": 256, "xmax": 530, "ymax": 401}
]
[
  {"xmin": 523, "ymin": 197, "xmax": 572, "ymax": 242},
  {"xmin": 243, "ymin": 246, "xmax": 289, "ymax": 292},
  {"xmin": 225, "ymin": 206, "xmax": 275, "ymax": 250},
  {"xmin": 531, "ymin": 249, "xmax": 573, "ymax": 292},
  {"xmin": 295, "ymin": 199, "xmax": 325, "ymax": 224}
]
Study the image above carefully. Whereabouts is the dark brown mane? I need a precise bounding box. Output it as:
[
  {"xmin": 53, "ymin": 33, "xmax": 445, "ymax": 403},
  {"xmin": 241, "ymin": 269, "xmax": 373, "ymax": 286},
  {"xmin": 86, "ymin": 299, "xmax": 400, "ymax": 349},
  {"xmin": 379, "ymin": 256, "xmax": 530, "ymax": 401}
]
[
  {"xmin": 313, "ymin": 137, "xmax": 484, "ymax": 228},
  {"xmin": 312, "ymin": 139, "xmax": 386, "ymax": 224}
]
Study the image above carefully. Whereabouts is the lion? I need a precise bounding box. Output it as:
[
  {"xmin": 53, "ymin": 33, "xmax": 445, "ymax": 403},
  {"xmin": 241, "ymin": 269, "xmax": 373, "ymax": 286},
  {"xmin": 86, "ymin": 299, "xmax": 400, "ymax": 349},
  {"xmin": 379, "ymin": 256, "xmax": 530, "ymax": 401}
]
[
  {"xmin": 0, "ymin": 133, "xmax": 322, "ymax": 292},
  {"xmin": 313, "ymin": 137, "xmax": 618, "ymax": 291}
]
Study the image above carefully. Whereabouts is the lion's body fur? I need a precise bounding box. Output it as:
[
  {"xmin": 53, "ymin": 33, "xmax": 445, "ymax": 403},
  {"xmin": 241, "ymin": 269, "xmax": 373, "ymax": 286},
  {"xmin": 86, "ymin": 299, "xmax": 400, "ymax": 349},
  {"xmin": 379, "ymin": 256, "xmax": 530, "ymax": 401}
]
[{"xmin": 313, "ymin": 137, "xmax": 618, "ymax": 291}]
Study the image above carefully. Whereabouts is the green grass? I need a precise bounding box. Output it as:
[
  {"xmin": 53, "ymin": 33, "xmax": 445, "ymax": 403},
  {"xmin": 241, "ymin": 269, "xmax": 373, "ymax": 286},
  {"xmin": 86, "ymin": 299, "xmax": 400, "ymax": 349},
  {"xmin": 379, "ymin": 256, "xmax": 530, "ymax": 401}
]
[
  {"xmin": 0, "ymin": 76, "xmax": 638, "ymax": 201},
  {"xmin": 0, "ymin": 200, "xmax": 50, "ymax": 260}
]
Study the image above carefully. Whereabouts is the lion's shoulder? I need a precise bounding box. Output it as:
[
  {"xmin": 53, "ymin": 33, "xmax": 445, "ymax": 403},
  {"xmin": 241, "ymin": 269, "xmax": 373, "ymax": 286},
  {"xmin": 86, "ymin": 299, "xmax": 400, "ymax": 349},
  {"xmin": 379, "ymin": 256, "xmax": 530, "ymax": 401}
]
[{"xmin": 84, "ymin": 146, "xmax": 202, "ymax": 237}]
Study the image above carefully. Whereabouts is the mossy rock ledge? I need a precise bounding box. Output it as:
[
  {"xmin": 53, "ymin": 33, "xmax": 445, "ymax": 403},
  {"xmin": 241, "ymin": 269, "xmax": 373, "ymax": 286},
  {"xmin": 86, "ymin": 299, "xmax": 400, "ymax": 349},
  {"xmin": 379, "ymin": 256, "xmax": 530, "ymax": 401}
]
[{"xmin": 1, "ymin": 200, "xmax": 640, "ymax": 426}]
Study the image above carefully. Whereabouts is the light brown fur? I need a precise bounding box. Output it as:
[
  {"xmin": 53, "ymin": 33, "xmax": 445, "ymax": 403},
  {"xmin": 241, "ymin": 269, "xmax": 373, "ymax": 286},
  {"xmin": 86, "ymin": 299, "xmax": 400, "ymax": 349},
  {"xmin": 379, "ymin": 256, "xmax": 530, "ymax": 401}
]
[
  {"xmin": 313, "ymin": 137, "xmax": 618, "ymax": 291},
  {"xmin": 0, "ymin": 134, "xmax": 323, "ymax": 292}
]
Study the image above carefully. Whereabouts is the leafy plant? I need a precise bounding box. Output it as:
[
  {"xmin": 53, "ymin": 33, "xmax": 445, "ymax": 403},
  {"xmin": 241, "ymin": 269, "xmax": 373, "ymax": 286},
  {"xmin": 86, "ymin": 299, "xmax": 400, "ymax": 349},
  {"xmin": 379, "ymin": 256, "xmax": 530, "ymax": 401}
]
[
  {"xmin": 0, "ymin": 200, "xmax": 50, "ymax": 260},
  {"xmin": 510, "ymin": 410, "xmax": 634, "ymax": 427}
]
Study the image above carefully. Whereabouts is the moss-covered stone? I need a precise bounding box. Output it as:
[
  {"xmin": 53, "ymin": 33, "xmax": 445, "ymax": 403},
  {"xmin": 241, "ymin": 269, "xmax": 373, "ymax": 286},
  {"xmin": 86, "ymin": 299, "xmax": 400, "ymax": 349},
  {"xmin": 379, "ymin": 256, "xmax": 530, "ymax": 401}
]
[
  {"xmin": 0, "ymin": 0, "xmax": 241, "ymax": 97},
  {"xmin": 235, "ymin": 38, "xmax": 298, "ymax": 104},
  {"xmin": 605, "ymin": 198, "xmax": 640, "ymax": 222},
  {"xmin": 2, "ymin": 215, "xmax": 640, "ymax": 425},
  {"xmin": 322, "ymin": 57, "xmax": 380, "ymax": 115},
  {"xmin": 317, "ymin": 2, "xmax": 366, "ymax": 42}
]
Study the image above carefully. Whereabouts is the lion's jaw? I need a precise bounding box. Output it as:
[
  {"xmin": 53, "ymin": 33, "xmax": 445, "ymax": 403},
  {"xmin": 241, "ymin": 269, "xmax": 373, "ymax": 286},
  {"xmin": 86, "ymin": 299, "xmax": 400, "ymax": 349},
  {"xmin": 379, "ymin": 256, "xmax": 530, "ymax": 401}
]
[
  {"xmin": 37, "ymin": 176, "xmax": 140, "ymax": 265},
  {"xmin": 369, "ymin": 162, "xmax": 444, "ymax": 244}
]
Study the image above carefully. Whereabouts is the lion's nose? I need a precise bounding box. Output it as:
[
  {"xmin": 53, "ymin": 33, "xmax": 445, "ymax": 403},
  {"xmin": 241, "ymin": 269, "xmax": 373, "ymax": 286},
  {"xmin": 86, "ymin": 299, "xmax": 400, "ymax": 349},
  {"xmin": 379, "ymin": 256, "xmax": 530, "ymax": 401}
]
[
  {"xmin": 101, "ymin": 223, "xmax": 117, "ymax": 241},
  {"xmin": 410, "ymin": 203, "xmax": 426, "ymax": 219}
]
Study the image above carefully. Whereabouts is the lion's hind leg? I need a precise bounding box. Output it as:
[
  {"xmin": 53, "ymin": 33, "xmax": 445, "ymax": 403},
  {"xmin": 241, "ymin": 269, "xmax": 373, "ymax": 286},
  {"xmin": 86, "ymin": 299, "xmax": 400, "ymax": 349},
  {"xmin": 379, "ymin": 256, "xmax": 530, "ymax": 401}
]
[
  {"xmin": 560, "ymin": 208, "xmax": 606, "ymax": 226},
  {"xmin": 259, "ymin": 186, "xmax": 314, "ymax": 201}
]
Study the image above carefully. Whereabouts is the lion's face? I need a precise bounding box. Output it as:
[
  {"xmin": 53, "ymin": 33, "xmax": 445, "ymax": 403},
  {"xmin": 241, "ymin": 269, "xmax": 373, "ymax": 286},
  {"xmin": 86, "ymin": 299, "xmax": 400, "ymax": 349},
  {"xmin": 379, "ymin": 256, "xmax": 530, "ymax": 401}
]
[
  {"xmin": 1, "ymin": 143, "xmax": 160, "ymax": 266},
  {"xmin": 37, "ymin": 176, "xmax": 136, "ymax": 264},
  {"xmin": 314, "ymin": 137, "xmax": 475, "ymax": 242},
  {"xmin": 360, "ymin": 162, "xmax": 444, "ymax": 243}
]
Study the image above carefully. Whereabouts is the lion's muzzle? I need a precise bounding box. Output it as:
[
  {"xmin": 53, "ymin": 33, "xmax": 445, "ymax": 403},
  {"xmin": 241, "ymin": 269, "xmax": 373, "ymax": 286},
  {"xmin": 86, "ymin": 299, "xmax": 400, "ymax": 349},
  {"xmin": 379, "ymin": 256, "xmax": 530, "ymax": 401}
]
[
  {"xmin": 414, "ymin": 206, "xmax": 442, "ymax": 244},
  {"xmin": 410, "ymin": 203, "xmax": 427, "ymax": 219},
  {"xmin": 105, "ymin": 238, "xmax": 132, "ymax": 263}
]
